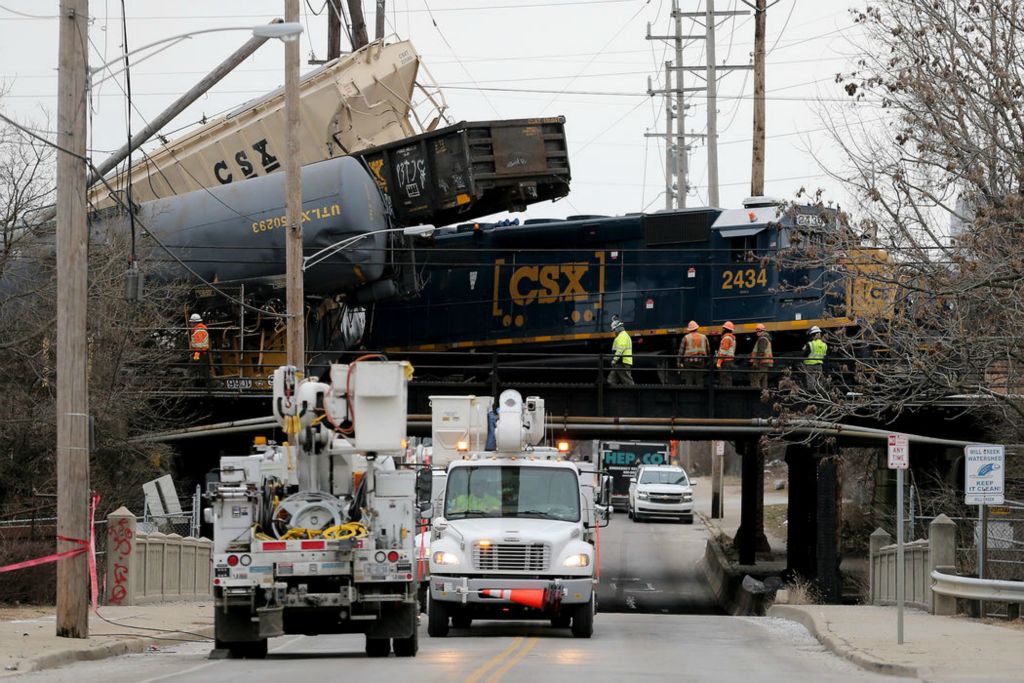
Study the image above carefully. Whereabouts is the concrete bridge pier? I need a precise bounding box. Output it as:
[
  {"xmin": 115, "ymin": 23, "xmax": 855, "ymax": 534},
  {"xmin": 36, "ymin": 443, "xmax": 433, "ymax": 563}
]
[{"xmin": 734, "ymin": 439, "xmax": 770, "ymax": 564}]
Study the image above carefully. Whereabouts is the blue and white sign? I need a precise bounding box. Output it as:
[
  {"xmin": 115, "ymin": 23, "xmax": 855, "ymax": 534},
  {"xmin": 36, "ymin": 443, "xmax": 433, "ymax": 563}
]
[{"xmin": 964, "ymin": 445, "xmax": 1005, "ymax": 505}]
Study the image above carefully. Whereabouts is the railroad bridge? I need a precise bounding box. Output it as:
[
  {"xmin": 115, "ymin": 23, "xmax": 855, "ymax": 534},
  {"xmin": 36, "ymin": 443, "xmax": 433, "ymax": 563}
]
[{"xmin": 182, "ymin": 348, "xmax": 989, "ymax": 603}]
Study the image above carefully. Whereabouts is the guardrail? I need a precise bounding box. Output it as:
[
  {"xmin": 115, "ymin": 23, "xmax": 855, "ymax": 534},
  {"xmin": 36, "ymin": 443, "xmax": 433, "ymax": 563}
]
[{"xmin": 931, "ymin": 570, "xmax": 1024, "ymax": 604}]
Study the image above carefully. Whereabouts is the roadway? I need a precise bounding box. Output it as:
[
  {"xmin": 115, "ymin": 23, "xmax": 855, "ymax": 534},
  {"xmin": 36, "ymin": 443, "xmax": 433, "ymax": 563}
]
[{"xmin": 15, "ymin": 515, "xmax": 904, "ymax": 682}]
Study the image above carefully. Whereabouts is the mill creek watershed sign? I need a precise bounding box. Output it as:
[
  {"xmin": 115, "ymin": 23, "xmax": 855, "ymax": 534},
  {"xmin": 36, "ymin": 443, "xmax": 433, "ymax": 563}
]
[{"xmin": 964, "ymin": 445, "xmax": 1005, "ymax": 505}]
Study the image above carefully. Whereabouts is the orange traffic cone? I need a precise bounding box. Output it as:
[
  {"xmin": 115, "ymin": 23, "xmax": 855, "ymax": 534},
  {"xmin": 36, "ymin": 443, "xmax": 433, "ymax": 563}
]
[{"xmin": 479, "ymin": 588, "xmax": 552, "ymax": 609}]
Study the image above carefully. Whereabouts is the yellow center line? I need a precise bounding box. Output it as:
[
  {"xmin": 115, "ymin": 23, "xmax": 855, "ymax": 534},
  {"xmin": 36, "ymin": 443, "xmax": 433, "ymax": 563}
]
[
  {"xmin": 484, "ymin": 636, "xmax": 540, "ymax": 683},
  {"xmin": 463, "ymin": 636, "xmax": 525, "ymax": 683}
]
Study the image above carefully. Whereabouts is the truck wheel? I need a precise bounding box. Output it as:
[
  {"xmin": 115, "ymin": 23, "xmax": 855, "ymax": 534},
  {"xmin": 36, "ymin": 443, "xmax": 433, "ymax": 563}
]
[
  {"xmin": 427, "ymin": 596, "xmax": 449, "ymax": 637},
  {"xmin": 392, "ymin": 630, "xmax": 419, "ymax": 657},
  {"xmin": 451, "ymin": 613, "xmax": 472, "ymax": 629},
  {"xmin": 571, "ymin": 597, "xmax": 594, "ymax": 639},
  {"xmin": 365, "ymin": 636, "xmax": 391, "ymax": 657}
]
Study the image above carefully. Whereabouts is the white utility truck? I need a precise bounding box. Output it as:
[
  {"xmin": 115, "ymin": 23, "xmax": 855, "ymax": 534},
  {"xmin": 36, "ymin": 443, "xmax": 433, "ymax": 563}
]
[
  {"xmin": 207, "ymin": 361, "xmax": 430, "ymax": 658},
  {"xmin": 426, "ymin": 390, "xmax": 609, "ymax": 638}
]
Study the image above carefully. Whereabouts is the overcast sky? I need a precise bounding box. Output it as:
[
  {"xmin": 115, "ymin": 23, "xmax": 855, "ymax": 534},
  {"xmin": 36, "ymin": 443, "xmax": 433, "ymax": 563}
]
[{"xmin": 0, "ymin": 1, "xmax": 878, "ymax": 221}]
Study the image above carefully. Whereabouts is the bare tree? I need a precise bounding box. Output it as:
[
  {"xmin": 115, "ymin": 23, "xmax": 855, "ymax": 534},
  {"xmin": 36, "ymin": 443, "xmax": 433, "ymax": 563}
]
[
  {"xmin": 772, "ymin": 1, "xmax": 1024, "ymax": 443},
  {"xmin": 0, "ymin": 107, "xmax": 195, "ymax": 515}
]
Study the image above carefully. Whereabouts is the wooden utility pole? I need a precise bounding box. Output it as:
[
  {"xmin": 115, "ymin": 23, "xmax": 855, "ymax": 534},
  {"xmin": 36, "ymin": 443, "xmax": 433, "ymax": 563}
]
[
  {"xmin": 347, "ymin": 0, "xmax": 369, "ymax": 49},
  {"xmin": 749, "ymin": 0, "xmax": 768, "ymax": 197},
  {"xmin": 55, "ymin": 0, "xmax": 90, "ymax": 639},
  {"xmin": 375, "ymin": 0, "xmax": 386, "ymax": 41},
  {"xmin": 326, "ymin": 0, "xmax": 342, "ymax": 60},
  {"xmin": 285, "ymin": 0, "xmax": 304, "ymax": 375}
]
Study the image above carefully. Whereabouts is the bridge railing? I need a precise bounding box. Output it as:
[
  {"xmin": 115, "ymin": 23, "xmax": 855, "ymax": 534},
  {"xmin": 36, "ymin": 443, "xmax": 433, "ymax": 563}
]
[{"xmin": 869, "ymin": 514, "xmax": 957, "ymax": 615}]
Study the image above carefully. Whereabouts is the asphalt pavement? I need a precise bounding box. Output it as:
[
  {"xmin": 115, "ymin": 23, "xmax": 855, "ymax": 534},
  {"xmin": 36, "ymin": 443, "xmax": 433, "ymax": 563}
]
[{"xmin": 595, "ymin": 509, "xmax": 722, "ymax": 614}]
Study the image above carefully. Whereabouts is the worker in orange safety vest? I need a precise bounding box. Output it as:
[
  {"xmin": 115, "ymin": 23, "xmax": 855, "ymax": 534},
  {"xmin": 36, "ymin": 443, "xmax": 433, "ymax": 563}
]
[
  {"xmin": 189, "ymin": 313, "xmax": 210, "ymax": 361},
  {"xmin": 677, "ymin": 320, "xmax": 709, "ymax": 387},
  {"xmin": 715, "ymin": 321, "xmax": 737, "ymax": 387},
  {"xmin": 749, "ymin": 323, "xmax": 774, "ymax": 391}
]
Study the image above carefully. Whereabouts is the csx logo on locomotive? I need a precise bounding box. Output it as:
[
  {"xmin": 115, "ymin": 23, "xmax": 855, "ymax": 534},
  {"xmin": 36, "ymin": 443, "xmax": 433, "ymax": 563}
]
[{"xmin": 492, "ymin": 252, "xmax": 605, "ymax": 328}]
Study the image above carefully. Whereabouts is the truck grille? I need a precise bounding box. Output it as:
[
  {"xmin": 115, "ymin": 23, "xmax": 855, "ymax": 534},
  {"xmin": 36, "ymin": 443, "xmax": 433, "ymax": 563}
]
[
  {"xmin": 473, "ymin": 543, "xmax": 549, "ymax": 572},
  {"xmin": 649, "ymin": 494, "xmax": 683, "ymax": 504}
]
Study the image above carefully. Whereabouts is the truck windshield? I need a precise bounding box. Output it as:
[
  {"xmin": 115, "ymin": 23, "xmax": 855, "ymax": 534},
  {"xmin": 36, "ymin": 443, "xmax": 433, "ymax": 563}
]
[
  {"xmin": 444, "ymin": 466, "xmax": 580, "ymax": 522},
  {"xmin": 639, "ymin": 470, "xmax": 688, "ymax": 485}
]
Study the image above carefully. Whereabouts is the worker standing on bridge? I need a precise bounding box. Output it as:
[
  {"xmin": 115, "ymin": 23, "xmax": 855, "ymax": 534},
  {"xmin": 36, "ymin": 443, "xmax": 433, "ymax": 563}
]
[
  {"xmin": 802, "ymin": 326, "xmax": 828, "ymax": 390},
  {"xmin": 608, "ymin": 318, "xmax": 635, "ymax": 386},
  {"xmin": 749, "ymin": 323, "xmax": 773, "ymax": 391},
  {"xmin": 189, "ymin": 313, "xmax": 211, "ymax": 384},
  {"xmin": 715, "ymin": 321, "xmax": 737, "ymax": 387},
  {"xmin": 677, "ymin": 321, "xmax": 709, "ymax": 387}
]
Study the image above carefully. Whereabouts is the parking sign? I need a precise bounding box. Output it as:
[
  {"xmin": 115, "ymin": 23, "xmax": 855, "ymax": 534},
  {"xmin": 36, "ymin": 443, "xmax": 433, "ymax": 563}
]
[
  {"xmin": 887, "ymin": 434, "xmax": 909, "ymax": 470},
  {"xmin": 965, "ymin": 445, "xmax": 1004, "ymax": 505}
]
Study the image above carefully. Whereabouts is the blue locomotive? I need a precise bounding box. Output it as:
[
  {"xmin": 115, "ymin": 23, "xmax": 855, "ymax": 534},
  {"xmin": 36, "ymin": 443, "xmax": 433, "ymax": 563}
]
[{"xmin": 353, "ymin": 198, "xmax": 885, "ymax": 369}]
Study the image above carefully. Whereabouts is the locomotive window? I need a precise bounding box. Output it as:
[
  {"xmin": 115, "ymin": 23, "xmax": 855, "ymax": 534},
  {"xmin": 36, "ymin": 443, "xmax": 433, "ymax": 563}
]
[{"xmin": 730, "ymin": 235, "xmax": 759, "ymax": 263}]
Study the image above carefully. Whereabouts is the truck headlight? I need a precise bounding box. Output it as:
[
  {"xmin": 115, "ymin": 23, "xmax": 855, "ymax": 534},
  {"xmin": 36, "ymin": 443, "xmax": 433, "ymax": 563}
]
[
  {"xmin": 432, "ymin": 551, "xmax": 460, "ymax": 566},
  {"xmin": 638, "ymin": 492, "xmax": 649, "ymax": 500},
  {"xmin": 562, "ymin": 553, "xmax": 590, "ymax": 568}
]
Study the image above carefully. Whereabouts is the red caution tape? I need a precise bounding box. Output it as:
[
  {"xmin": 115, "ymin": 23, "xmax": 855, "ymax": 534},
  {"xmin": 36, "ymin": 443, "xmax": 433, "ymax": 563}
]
[{"xmin": 0, "ymin": 493, "xmax": 100, "ymax": 611}]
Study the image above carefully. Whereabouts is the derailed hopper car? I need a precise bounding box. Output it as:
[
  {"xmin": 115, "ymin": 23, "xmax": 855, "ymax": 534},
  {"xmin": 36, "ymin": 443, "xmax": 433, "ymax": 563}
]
[{"xmin": 356, "ymin": 117, "xmax": 571, "ymax": 228}]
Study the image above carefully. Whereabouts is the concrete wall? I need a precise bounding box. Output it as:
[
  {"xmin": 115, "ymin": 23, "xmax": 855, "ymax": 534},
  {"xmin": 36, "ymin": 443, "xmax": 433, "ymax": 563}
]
[
  {"xmin": 869, "ymin": 514, "xmax": 956, "ymax": 615},
  {"xmin": 105, "ymin": 506, "xmax": 212, "ymax": 606}
]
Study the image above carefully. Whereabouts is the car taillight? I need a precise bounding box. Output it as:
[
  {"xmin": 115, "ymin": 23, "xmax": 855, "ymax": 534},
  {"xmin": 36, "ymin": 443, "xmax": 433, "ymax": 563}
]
[
  {"xmin": 387, "ymin": 551, "xmax": 399, "ymax": 563},
  {"xmin": 227, "ymin": 555, "xmax": 239, "ymax": 567}
]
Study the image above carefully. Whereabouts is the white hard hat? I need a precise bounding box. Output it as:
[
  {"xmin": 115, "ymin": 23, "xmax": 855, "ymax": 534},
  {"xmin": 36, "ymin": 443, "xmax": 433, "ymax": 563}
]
[
  {"xmin": 189, "ymin": 313, "xmax": 202, "ymax": 323},
  {"xmin": 611, "ymin": 319, "xmax": 624, "ymax": 331},
  {"xmin": 809, "ymin": 326, "xmax": 821, "ymax": 335}
]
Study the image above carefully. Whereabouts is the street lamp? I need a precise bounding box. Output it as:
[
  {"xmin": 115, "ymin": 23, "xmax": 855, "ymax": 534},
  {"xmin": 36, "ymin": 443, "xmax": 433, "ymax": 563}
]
[
  {"xmin": 89, "ymin": 23, "xmax": 303, "ymax": 87},
  {"xmin": 302, "ymin": 225, "xmax": 437, "ymax": 272}
]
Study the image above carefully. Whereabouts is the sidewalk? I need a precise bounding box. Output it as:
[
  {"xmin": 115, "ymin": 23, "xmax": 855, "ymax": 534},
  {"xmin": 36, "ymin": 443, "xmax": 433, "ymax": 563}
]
[
  {"xmin": 769, "ymin": 604, "xmax": 1024, "ymax": 680},
  {"xmin": 0, "ymin": 603, "xmax": 213, "ymax": 676}
]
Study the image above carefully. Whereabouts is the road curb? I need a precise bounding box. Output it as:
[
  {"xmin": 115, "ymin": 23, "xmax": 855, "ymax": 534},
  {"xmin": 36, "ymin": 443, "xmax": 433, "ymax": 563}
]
[
  {"xmin": 767, "ymin": 605, "xmax": 918, "ymax": 679},
  {"xmin": 6, "ymin": 625, "xmax": 214, "ymax": 677}
]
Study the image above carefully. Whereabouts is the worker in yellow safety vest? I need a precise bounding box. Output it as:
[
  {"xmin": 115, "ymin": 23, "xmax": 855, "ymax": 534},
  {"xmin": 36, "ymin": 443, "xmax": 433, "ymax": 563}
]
[
  {"xmin": 802, "ymin": 326, "xmax": 827, "ymax": 390},
  {"xmin": 749, "ymin": 323, "xmax": 773, "ymax": 391},
  {"xmin": 677, "ymin": 320, "xmax": 709, "ymax": 387},
  {"xmin": 608, "ymin": 319, "xmax": 634, "ymax": 386},
  {"xmin": 715, "ymin": 321, "xmax": 737, "ymax": 387}
]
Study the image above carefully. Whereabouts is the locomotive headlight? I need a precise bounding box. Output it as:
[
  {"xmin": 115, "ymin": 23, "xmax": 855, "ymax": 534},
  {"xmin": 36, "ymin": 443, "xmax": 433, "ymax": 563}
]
[
  {"xmin": 433, "ymin": 551, "xmax": 460, "ymax": 566},
  {"xmin": 563, "ymin": 553, "xmax": 590, "ymax": 568}
]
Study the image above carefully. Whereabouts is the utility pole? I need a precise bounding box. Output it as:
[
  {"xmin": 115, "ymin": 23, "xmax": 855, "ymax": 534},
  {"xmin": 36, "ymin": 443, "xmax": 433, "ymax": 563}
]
[
  {"xmin": 347, "ymin": 0, "xmax": 369, "ymax": 49},
  {"xmin": 646, "ymin": 14, "xmax": 707, "ymax": 209},
  {"xmin": 704, "ymin": 0, "xmax": 720, "ymax": 207},
  {"xmin": 285, "ymin": 0, "xmax": 304, "ymax": 375},
  {"xmin": 673, "ymin": 3, "xmax": 750, "ymax": 207},
  {"xmin": 375, "ymin": 0, "xmax": 386, "ymax": 41},
  {"xmin": 673, "ymin": 0, "xmax": 687, "ymax": 208},
  {"xmin": 55, "ymin": 0, "xmax": 90, "ymax": 639},
  {"xmin": 744, "ymin": 0, "xmax": 775, "ymax": 197},
  {"xmin": 326, "ymin": 0, "xmax": 342, "ymax": 61}
]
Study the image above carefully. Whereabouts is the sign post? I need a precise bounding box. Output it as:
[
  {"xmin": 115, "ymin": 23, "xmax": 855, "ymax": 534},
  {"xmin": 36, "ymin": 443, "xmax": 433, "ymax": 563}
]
[
  {"xmin": 964, "ymin": 444, "xmax": 1004, "ymax": 618},
  {"xmin": 887, "ymin": 433, "xmax": 909, "ymax": 645}
]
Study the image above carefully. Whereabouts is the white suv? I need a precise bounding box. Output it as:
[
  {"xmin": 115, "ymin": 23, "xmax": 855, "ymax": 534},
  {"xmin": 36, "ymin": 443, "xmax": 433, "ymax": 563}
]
[{"xmin": 628, "ymin": 465, "xmax": 694, "ymax": 523}]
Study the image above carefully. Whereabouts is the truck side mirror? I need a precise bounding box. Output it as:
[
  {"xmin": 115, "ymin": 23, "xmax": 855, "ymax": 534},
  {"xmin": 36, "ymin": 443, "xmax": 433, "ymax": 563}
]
[
  {"xmin": 415, "ymin": 467, "xmax": 433, "ymax": 512},
  {"xmin": 600, "ymin": 475, "xmax": 613, "ymax": 506}
]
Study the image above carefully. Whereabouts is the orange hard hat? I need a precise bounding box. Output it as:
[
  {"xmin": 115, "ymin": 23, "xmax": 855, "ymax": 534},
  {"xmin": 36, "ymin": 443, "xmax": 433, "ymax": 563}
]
[
  {"xmin": 687, "ymin": 321, "xmax": 699, "ymax": 332},
  {"xmin": 755, "ymin": 323, "xmax": 766, "ymax": 332},
  {"xmin": 723, "ymin": 321, "xmax": 735, "ymax": 332}
]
